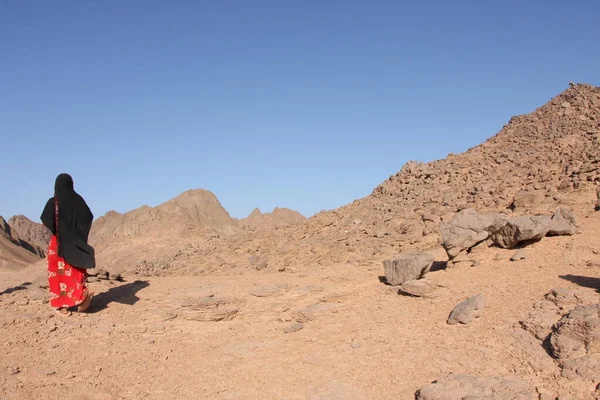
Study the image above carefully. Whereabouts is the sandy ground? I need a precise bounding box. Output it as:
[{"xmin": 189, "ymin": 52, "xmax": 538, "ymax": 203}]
[{"xmin": 1, "ymin": 213, "xmax": 599, "ymax": 400}]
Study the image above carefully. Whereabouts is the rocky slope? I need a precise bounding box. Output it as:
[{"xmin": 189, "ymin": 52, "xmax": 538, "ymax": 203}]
[
  {"xmin": 144, "ymin": 83, "xmax": 599, "ymax": 276},
  {"xmin": 89, "ymin": 189, "xmax": 241, "ymax": 270},
  {"xmin": 8, "ymin": 215, "xmax": 51, "ymax": 257},
  {"xmin": 0, "ymin": 217, "xmax": 41, "ymax": 268}
]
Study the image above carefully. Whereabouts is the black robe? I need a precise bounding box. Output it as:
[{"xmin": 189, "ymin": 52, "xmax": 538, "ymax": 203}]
[{"xmin": 41, "ymin": 173, "xmax": 96, "ymax": 269}]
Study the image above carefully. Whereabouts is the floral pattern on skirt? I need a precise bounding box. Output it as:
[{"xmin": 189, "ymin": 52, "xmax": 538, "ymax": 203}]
[{"xmin": 47, "ymin": 235, "xmax": 88, "ymax": 308}]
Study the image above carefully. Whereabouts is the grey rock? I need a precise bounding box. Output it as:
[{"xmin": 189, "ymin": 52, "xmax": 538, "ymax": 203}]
[
  {"xmin": 399, "ymin": 279, "xmax": 438, "ymax": 297},
  {"xmin": 492, "ymin": 215, "xmax": 553, "ymax": 249},
  {"xmin": 295, "ymin": 303, "xmax": 338, "ymax": 323},
  {"xmin": 178, "ymin": 296, "xmax": 240, "ymax": 322},
  {"xmin": 249, "ymin": 255, "xmax": 268, "ymax": 271},
  {"xmin": 441, "ymin": 209, "xmax": 508, "ymax": 258},
  {"xmin": 448, "ymin": 294, "xmax": 484, "ymax": 325},
  {"xmin": 550, "ymin": 304, "xmax": 600, "ymax": 360},
  {"xmin": 513, "ymin": 328, "xmax": 557, "ymax": 372},
  {"xmin": 510, "ymin": 249, "xmax": 527, "ymax": 262},
  {"xmin": 545, "ymin": 287, "xmax": 596, "ymax": 309},
  {"xmin": 520, "ymin": 304, "xmax": 562, "ymax": 341},
  {"xmin": 250, "ymin": 283, "xmax": 288, "ymax": 297},
  {"xmin": 510, "ymin": 190, "xmax": 544, "ymax": 210},
  {"xmin": 284, "ymin": 322, "xmax": 304, "ymax": 333},
  {"xmin": 548, "ymin": 208, "xmax": 582, "ymax": 236},
  {"xmin": 415, "ymin": 374, "xmax": 537, "ymax": 400},
  {"xmin": 561, "ymin": 354, "xmax": 600, "ymax": 382},
  {"xmin": 383, "ymin": 252, "xmax": 434, "ymax": 286}
]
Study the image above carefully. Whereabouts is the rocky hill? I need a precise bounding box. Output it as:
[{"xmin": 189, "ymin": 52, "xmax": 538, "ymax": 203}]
[
  {"xmin": 89, "ymin": 189, "xmax": 241, "ymax": 270},
  {"xmin": 8, "ymin": 215, "xmax": 51, "ymax": 257},
  {"xmin": 0, "ymin": 216, "xmax": 42, "ymax": 268},
  {"xmin": 145, "ymin": 83, "xmax": 599, "ymax": 276},
  {"xmin": 240, "ymin": 207, "xmax": 306, "ymax": 231}
]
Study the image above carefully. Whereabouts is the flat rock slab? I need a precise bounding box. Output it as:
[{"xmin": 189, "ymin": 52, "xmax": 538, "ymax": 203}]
[
  {"xmin": 295, "ymin": 303, "xmax": 338, "ymax": 323},
  {"xmin": 250, "ymin": 283, "xmax": 288, "ymax": 297},
  {"xmin": 383, "ymin": 252, "xmax": 434, "ymax": 286},
  {"xmin": 178, "ymin": 296, "xmax": 240, "ymax": 322},
  {"xmin": 561, "ymin": 354, "xmax": 600, "ymax": 382},
  {"xmin": 448, "ymin": 294, "xmax": 484, "ymax": 325},
  {"xmin": 399, "ymin": 279, "xmax": 439, "ymax": 297},
  {"xmin": 284, "ymin": 322, "xmax": 304, "ymax": 333},
  {"xmin": 415, "ymin": 374, "xmax": 537, "ymax": 400}
]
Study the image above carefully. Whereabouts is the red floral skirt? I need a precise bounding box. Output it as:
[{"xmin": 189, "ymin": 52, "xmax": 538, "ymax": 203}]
[{"xmin": 47, "ymin": 236, "xmax": 88, "ymax": 308}]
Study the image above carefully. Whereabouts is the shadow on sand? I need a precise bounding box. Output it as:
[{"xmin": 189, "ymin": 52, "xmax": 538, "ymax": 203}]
[
  {"xmin": 88, "ymin": 280, "xmax": 150, "ymax": 313},
  {"xmin": 0, "ymin": 282, "xmax": 32, "ymax": 296},
  {"xmin": 559, "ymin": 274, "xmax": 600, "ymax": 292}
]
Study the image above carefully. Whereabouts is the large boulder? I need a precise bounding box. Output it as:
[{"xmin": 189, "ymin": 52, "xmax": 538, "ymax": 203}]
[
  {"xmin": 550, "ymin": 304, "xmax": 600, "ymax": 360},
  {"xmin": 548, "ymin": 208, "xmax": 582, "ymax": 236},
  {"xmin": 441, "ymin": 209, "xmax": 508, "ymax": 259},
  {"xmin": 492, "ymin": 215, "xmax": 553, "ymax": 249},
  {"xmin": 415, "ymin": 374, "xmax": 537, "ymax": 400},
  {"xmin": 383, "ymin": 252, "xmax": 434, "ymax": 286},
  {"xmin": 448, "ymin": 294, "xmax": 485, "ymax": 325}
]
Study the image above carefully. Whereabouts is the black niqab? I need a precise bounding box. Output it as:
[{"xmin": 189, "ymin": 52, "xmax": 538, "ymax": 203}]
[{"xmin": 41, "ymin": 173, "xmax": 96, "ymax": 269}]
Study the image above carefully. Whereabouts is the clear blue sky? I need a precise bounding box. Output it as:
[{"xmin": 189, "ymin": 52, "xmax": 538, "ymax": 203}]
[{"xmin": 1, "ymin": 1, "xmax": 599, "ymax": 222}]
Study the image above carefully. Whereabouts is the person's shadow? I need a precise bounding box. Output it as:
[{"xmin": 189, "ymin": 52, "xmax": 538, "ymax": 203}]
[
  {"xmin": 559, "ymin": 274, "xmax": 600, "ymax": 292},
  {"xmin": 0, "ymin": 282, "xmax": 31, "ymax": 296},
  {"xmin": 88, "ymin": 280, "xmax": 150, "ymax": 313}
]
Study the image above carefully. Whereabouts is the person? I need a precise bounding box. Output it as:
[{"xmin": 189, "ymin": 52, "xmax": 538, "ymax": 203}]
[{"xmin": 41, "ymin": 173, "xmax": 95, "ymax": 316}]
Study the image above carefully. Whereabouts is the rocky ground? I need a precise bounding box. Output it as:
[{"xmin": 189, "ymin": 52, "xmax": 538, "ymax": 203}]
[{"xmin": 1, "ymin": 203, "xmax": 599, "ymax": 399}]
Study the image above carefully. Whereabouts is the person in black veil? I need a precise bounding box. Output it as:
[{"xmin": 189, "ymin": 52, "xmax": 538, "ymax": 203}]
[{"xmin": 41, "ymin": 173, "xmax": 95, "ymax": 316}]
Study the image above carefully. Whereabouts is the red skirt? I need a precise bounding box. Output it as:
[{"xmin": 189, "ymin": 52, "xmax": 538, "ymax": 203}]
[{"xmin": 47, "ymin": 236, "xmax": 88, "ymax": 308}]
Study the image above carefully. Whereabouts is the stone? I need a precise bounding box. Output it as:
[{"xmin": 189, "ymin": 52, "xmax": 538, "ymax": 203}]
[
  {"xmin": 510, "ymin": 190, "xmax": 544, "ymax": 210},
  {"xmin": 284, "ymin": 322, "xmax": 304, "ymax": 333},
  {"xmin": 545, "ymin": 288, "xmax": 596, "ymax": 309},
  {"xmin": 86, "ymin": 276, "xmax": 100, "ymax": 283},
  {"xmin": 520, "ymin": 305, "xmax": 562, "ymax": 341},
  {"xmin": 178, "ymin": 296, "xmax": 240, "ymax": 322},
  {"xmin": 446, "ymin": 251, "xmax": 477, "ymax": 268},
  {"xmin": 448, "ymin": 294, "xmax": 484, "ymax": 325},
  {"xmin": 249, "ymin": 255, "xmax": 268, "ymax": 271},
  {"xmin": 295, "ymin": 303, "xmax": 338, "ymax": 323},
  {"xmin": 95, "ymin": 269, "xmax": 109, "ymax": 279},
  {"xmin": 550, "ymin": 304, "xmax": 600, "ymax": 360},
  {"xmin": 492, "ymin": 215, "xmax": 553, "ymax": 249},
  {"xmin": 383, "ymin": 252, "xmax": 435, "ymax": 286},
  {"xmin": 250, "ymin": 284, "xmax": 288, "ymax": 297},
  {"xmin": 415, "ymin": 374, "xmax": 537, "ymax": 399},
  {"xmin": 513, "ymin": 328, "xmax": 557, "ymax": 372},
  {"xmin": 561, "ymin": 354, "xmax": 600, "ymax": 382},
  {"xmin": 510, "ymin": 249, "xmax": 527, "ymax": 262},
  {"xmin": 548, "ymin": 208, "xmax": 582, "ymax": 236},
  {"xmin": 440, "ymin": 209, "xmax": 508, "ymax": 258},
  {"xmin": 399, "ymin": 279, "xmax": 438, "ymax": 297}
]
